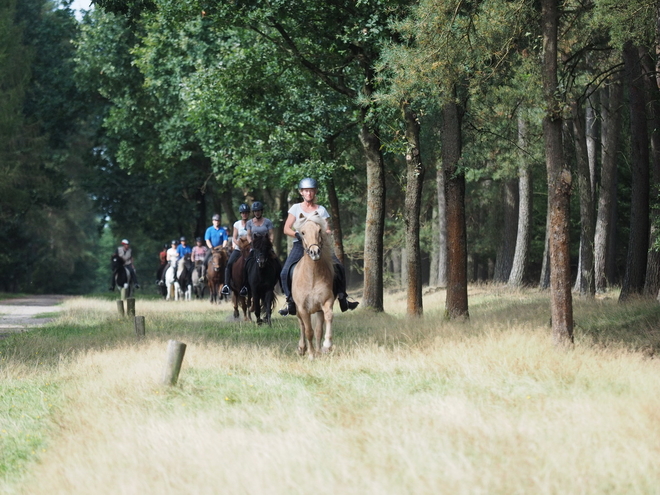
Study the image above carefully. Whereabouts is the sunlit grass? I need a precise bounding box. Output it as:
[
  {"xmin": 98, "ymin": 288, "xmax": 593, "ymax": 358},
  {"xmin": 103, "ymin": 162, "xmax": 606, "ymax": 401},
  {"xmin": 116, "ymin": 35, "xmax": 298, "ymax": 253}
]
[{"xmin": 1, "ymin": 286, "xmax": 659, "ymax": 494}]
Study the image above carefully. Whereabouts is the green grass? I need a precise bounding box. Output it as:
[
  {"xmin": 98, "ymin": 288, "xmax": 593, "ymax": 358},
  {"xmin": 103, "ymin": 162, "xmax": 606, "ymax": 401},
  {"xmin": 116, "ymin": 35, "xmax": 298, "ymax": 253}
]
[{"xmin": 1, "ymin": 288, "xmax": 660, "ymax": 494}]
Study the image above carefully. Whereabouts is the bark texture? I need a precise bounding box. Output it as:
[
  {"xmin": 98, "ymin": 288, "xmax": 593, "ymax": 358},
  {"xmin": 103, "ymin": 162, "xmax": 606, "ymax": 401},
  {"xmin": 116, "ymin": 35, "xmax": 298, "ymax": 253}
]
[
  {"xmin": 508, "ymin": 115, "xmax": 532, "ymax": 288},
  {"xmin": 595, "ymin": 73, "xmax": 622, "ymax": 292},
  {"xmin": 620, "ymin": 42, "xmax": 650, "ymax": 302},
  {"xmin": 402, "ymin": 102, "xmax": 425, "ymax": 316},
  {"xmin": 542, "ymin": 0, "xmax": 573, "ymax": 345},
  {"xmin": 443, "ymin": 98, "xmax": 469, "ymax": 319},
  {"xmin": 571, "ymin": 100, "xmax": 595, "ymax": 297},
  {"xmin": 494, "ymin": 179, "xmax": 519, "ymax": 282}
]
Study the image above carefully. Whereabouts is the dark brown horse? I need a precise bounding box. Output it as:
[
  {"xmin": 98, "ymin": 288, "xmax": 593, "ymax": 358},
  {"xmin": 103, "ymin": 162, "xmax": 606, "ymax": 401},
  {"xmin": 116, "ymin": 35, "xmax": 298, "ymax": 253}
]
[
  {"xmin": 207, "ymin": 247, "xmax": 228, "ymax": 304},
  {"xmin": 230, "ymin": 237, "xmax": 251, "ymax": 320}
]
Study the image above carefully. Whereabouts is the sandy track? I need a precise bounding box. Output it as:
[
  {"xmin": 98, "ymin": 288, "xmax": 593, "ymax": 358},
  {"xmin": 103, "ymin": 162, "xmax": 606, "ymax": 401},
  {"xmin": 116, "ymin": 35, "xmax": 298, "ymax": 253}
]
[{"xmin": 0, "ymin": 295, "xmax": 69, "ymax": 336}]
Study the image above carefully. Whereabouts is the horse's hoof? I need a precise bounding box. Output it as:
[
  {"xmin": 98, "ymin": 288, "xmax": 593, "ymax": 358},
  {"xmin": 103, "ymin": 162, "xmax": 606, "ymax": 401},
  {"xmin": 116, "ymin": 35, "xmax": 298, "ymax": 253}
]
[
  {"xmin": 321, "ymin": 346, "xmax": 332, "ymax": 354},
  {"xmin": 298, "ymin": 346, "xmax": 306, "ymax": 356}
]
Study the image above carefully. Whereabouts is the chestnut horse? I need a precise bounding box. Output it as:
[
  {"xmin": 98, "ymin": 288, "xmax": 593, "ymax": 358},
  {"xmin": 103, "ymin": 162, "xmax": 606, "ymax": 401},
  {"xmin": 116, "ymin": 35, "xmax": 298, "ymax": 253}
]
[
  {"xmin": 207, "ymin": 247, "xmax": 228, "ymax": 304},
  {"xmin": 230, "ymin": 237, "xmax": 251, "ymax": 321},
  {"xmin": 291, "ymin": 212, "xmax": 334, "ymax": 357}
]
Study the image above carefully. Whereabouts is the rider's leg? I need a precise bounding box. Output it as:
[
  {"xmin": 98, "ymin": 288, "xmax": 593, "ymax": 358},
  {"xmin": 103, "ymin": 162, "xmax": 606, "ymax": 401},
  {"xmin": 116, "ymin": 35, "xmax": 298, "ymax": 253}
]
[
  {"xmin": 128, "ymin": 265, "xmax": 140, "ymax": 288},
  {"xmin": 278, "ymin": 242, "xmax": 304, "ymax": 316},
  {"xmin": 201, "ymin": 250, "xmax": 212, "ymax": 280},
  {"xmin": 222, "ymin": 250, "xmax": 240, "ymax": 295},
  {"xmin": 239, "ymin": 251, "xmax": 253, "ymax": 297},
  {"xmin": 332, "ymin": 255, "xmax": 358, "ymax": 312}
]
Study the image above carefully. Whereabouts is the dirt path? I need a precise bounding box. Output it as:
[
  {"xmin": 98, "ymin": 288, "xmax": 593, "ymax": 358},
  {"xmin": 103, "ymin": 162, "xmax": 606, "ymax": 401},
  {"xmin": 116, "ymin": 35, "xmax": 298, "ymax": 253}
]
[{"xmin": 0, "ymin": 295, "xmax": 69, "ymax": 338}]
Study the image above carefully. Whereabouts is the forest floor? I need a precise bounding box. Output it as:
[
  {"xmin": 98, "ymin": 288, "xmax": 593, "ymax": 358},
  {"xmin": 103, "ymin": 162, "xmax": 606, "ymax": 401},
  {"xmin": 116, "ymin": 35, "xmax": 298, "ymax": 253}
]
[{"xmin": 0, "ymin": 295, "xmax": 69, "ymax": 338}]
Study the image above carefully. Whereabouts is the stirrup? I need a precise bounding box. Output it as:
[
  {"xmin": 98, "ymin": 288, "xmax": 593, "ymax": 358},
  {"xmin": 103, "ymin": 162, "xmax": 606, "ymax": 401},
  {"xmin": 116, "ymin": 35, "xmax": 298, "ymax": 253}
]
[
  {"xmin": 278, "ymin": 304, "xmax": 289, "ymax": 316},
  {"xmin": 239, "ymin": 286, "xmax": 248, "ymax": 297},
  {"xmin": 221, "ymin": 285, "xmax": 230, "ymax": 295}
]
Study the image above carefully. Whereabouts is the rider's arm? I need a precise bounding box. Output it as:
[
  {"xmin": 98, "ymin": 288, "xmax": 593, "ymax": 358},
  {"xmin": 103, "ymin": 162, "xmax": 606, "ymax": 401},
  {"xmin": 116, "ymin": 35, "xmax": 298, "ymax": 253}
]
[
  {"xmin": 283, "ymin": 213, "xmax": 296, "ymax": 238},
  {"xmin": 232, "ymin": 226, "xmax": 239, "ymax": 246}
]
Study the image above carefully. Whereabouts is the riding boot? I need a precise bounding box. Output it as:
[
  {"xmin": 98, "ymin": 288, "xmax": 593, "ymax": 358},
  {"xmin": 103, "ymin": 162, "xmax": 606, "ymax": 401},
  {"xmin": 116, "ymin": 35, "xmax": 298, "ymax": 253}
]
[{"xmin": 278, "ymin": 297, "xmax": 296, "ymax": 316}]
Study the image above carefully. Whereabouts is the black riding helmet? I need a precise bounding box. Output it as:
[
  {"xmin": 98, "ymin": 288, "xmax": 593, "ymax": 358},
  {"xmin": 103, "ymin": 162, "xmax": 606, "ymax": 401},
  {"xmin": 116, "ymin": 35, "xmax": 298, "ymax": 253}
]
[
  {"xmin": 238, "ymin": 203, "xmax": 250, "ymax": 213},
  {"xmin": 251, "ymin": 201, "xmax": 264, "ymax": 212}
]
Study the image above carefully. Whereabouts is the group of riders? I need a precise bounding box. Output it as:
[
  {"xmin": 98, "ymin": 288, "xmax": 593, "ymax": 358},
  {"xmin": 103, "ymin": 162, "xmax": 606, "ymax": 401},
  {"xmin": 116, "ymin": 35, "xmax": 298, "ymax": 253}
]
[{"xmin": 111, "ymin": 178, "xmax": 359, "ymax": 316}]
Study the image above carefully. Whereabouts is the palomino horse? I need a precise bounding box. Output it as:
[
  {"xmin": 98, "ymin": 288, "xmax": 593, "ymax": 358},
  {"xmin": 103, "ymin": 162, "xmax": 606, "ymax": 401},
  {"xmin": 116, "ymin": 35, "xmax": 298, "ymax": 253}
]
[
  {"xmin": 246, "ymin": 234, "xmax": 281, "ymax": 325},
  {"xmin": 111, "ymin": 253, "xmax": 134, "ymax": 298},
  {"xmin": 164, "ymin": 261, "xmax": 180, "ymax": 301},
  {"xmin": 176, "ymin": 254, "xmax": 193, "ymax": 301},
  {"xmin": 230, "ymin": 237, "xmax": 251, "ymax": 321},
  {"xmin": 291, "ymin": 212, "xmax": 334, "ymax": 357},
  {"xmin": 207, "ymin": 247, "xmax": 228, "ymax": 304}
]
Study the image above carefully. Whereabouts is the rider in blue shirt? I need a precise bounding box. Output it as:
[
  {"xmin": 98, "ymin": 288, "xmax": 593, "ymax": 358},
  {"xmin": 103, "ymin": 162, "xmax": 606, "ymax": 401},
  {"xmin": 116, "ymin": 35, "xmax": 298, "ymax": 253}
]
[
  {"xmin": 176, "ymin": 236, "xmax": 192, "ymax": 259},
  {"xmin": 201, "ymin": 213, "xmax": 229, "ymax": 281}
]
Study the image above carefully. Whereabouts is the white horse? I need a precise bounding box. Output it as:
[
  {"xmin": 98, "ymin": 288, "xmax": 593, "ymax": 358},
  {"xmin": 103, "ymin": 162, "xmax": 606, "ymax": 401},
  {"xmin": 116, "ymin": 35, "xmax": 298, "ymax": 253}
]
[{"xmin": 165, "ymin": 261, "xmax": 180, "ymax": 301}]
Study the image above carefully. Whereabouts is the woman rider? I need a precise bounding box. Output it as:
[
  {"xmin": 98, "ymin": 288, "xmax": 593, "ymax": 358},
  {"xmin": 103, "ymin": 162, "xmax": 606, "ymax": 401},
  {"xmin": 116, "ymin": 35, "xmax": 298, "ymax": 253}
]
[
  {"xmin": 221, "ymin": 203, "xmax": 250, "ymax": 295},
  {"xmin": 238, "ymin": 201, "xmax": 277, "ymax": 297},
  {"xmin": 278, "ymin": 177, "xmax": 359, "ymax": 316}
]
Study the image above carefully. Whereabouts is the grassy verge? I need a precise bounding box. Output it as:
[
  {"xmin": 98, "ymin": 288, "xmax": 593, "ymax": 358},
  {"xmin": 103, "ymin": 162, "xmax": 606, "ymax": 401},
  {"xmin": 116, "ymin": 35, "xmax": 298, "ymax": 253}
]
[{"xmin": 1, "ymin": 287, "xmax": 659, "ymax": 494}]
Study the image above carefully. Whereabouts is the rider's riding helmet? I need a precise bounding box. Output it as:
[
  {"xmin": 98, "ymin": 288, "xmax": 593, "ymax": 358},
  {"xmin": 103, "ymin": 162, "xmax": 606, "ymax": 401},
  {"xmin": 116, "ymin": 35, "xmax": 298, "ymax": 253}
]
[
  {"xmin": 238, "ymin": 203, "xmax": 250, "ymax": 213},
  {"xmin": 121, "ymin": 239, "xmax": 129, "ymax": 245},
  {"xmin": 251, "ymin": 201, "xmax": 264, "ymax": 212},
  {"xmin": 212, "ymin": 213, "xmax": 221, "ymax": 221},
  {"xmin": 180, "ymin": 236, "xmax": 186, "ymax": 242},
  {"xmin": 298, "ymin": 177, "xmax": 318, "ymax": 190},
  {"xmin": 171, "ymin": 240, "xmax": 177, "ymax": 245},
  {"xmin": 195, "ymin": 237, "xmax": 203, "ymax": 242}
]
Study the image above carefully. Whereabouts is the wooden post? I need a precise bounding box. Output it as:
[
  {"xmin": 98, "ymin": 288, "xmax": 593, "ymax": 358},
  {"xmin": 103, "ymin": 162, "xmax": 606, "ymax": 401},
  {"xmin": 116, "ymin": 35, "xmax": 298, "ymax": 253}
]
[
  {"xmin": 126, "ymin": 297, "xmax": 136, "ymax": 317},
  {"xmin": 134, "ymin": 316, "xmax": 145, "ymax": 340},
  {"xmin": 120, "ymin": 286, "xmax": 127, "ymax": 301},
  {"xmin": 161, "ymin": 340, "xmax": 187, "ymax": 386},
  {"xmin": 116, "ymin": 300, "xmax": 125, "ymax": 317}
]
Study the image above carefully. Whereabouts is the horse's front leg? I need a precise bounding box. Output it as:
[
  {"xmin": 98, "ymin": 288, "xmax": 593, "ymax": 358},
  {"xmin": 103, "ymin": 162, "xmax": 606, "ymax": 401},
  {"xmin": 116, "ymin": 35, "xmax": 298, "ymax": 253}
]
[
  {"xmin": 321, "ymin": 300, "xmax": 334, "ymax": 353},
  {"xmin": 296, "ymin": 313, "xmax": 308, "ymax": 356},
  {"xmin": 301, "ymin": 312, "xmax": 316, "ymax": 359}
]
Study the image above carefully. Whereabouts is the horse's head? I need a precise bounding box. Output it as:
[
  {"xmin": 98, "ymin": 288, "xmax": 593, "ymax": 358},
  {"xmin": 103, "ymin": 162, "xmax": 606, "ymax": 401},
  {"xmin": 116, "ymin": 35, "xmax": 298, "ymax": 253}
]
[
  {"xmin": 111, "ymin": 254, "xmax": 124, "ymax": 271},
  {"xmin": 237, "ymin": 236, "xmax": 250, "ymax": 256},
  {"xmin": 295, "ymin": 213, "xmax": 327, "ymax": 262},
  {"xmin": 211, "ymin": 247, "xmax": 227, "ymax": 271},
  {"xmin": 252, "ymin": 234, "xmax": 273, "ymax": 269}
]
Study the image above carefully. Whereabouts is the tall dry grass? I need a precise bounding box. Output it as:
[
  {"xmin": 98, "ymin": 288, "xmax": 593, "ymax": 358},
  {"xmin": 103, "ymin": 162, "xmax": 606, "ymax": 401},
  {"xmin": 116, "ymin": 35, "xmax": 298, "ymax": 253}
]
[{"xmin": 1, "ymin": 287, "xmax": 660, "ymax": 494}]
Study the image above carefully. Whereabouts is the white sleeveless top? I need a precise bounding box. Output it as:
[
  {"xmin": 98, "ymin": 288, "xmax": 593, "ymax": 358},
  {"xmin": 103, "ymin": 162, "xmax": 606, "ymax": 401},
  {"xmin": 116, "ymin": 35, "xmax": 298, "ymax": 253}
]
[
  {"xmin": 288, "ymin": 203, "xmax": 330, "ymax": 242},
  {"xmin": 233, "ymin": 219, "xmax": 248, "ymax": 248}
]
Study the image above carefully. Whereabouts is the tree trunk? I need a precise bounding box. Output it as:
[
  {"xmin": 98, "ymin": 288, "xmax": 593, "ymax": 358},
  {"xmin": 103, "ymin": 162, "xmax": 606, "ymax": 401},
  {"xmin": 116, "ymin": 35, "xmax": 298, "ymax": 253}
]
[
  {"xmin": 571, "ymin": 99, "xmax": 596, "ymax": 297},
  {"xmin": 359, "ymin": 117, "xmax": 385, "ymax": 312},
  {"xmin": 595, "ymin": 72, "xmax": 623, "ymax": 292},
  {"xmin": 402, "ymin": 102, "xmax": 425, "ymax": 316},
  {"xmin": 273, "ymin": 188, "xmax": 288, "ymax": 257},
  {"xmin": 539, "ymin": 197, "xmax": 551, "ymax": 290},
  {"xmin": 494, "ymin": 179, "xmax": 519, "ymax": 282},
  {"xmin": 436, "ymin": 158, "xmax": 448, "ymax": 287},
  {"xmin": 508, "ymin": 114, "xmax": 532, "ymax": 288},
  {"xmin": 542, "ymin": 0, "xmax": 573, "ymax": 345},
  {"xmin": 326, "ymin": 177, "xmax": 345, "ymax": 265},
  {"xmin": 641, "ymin": 49, "xmax": 660, "ymax": 297},
  {"xmin": 620, "ymin": 42, "xmax": 650, "ymax": 302},
  {"xmin": 443, "ymin": 97, "xmax": 469, "ymax": 319}
]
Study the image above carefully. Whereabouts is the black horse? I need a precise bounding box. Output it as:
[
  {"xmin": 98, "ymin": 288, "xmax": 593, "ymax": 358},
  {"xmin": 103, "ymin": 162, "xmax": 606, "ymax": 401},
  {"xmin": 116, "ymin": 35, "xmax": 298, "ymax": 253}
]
[
  {"xmin": 111, "ymin": 254, "xmax": 134, "ymax": 297},
  {"xmin": 246, "ymin": 234, "xmax": 281, "ymax": 325},
  {"xmin": 177, "ymin": 254, "xmax": 194, "ymax": 300}
]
